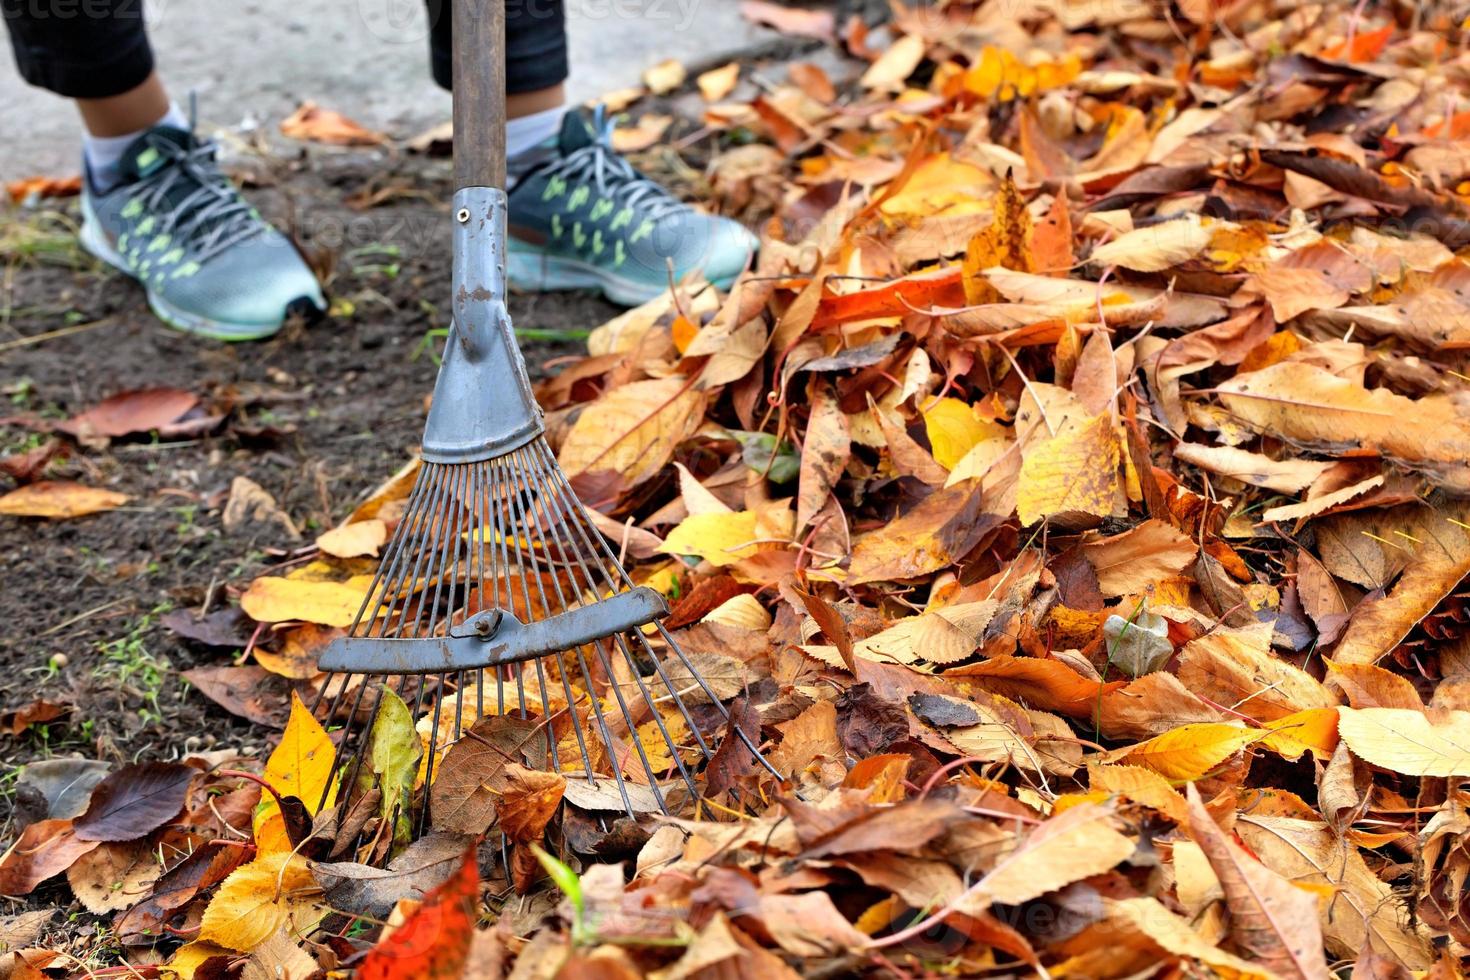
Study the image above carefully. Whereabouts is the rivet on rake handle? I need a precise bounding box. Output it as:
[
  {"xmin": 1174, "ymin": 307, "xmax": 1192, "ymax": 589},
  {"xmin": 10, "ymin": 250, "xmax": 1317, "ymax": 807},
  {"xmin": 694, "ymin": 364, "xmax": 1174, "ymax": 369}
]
[{"xmin": 316, "ymin": 587, "xmax": 669, "ymax": 674}]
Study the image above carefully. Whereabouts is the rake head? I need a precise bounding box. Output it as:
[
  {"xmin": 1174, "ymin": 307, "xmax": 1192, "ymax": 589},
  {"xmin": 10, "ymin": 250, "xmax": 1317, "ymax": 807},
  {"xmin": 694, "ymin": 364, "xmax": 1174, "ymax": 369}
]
[{"xmin": 310, "ymin": 187, "xmax": 776, "ymax": 858}]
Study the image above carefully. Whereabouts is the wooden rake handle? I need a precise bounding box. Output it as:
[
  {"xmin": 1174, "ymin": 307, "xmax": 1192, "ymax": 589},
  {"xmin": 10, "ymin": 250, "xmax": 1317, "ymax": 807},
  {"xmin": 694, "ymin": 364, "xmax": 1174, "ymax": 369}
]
[{"xmin": 452, "ymin": 0, "xmax": 507, "ymax": 192}]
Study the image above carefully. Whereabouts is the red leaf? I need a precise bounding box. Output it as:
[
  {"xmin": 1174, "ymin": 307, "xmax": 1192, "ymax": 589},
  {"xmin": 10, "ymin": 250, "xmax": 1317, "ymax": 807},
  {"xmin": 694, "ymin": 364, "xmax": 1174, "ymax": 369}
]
[
  {"xmin": 0, "ymin": 819, "xmax": 100, "ymax": 895},
  {"xmin": 354, "ymin": 850, "xmax": 479, "ymax": 980},
  {"xmin": 56, "ymin": 388, "xmax": 199, "ymax": 442}
]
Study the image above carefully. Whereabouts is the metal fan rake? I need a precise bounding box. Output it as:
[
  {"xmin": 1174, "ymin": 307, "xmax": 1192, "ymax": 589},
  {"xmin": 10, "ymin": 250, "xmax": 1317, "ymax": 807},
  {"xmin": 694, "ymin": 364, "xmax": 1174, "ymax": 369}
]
[{"xmin": 308, "ymin": 0, "xmax": 778, "ymax": 841}]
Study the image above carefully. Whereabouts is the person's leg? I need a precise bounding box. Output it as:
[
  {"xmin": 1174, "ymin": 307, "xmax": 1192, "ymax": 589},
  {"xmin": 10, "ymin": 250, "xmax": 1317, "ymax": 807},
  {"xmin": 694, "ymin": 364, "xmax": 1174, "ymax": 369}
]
[
  {"xmin": 425, "ymin": 0, "xmax": 757, "ymax": 307},
  {"xmin": 3, "ymin": 0, "xmax": 324, "ymax": 340},
  {"xmin": 426, "ymin": 0, "xmax": 567, "ymax": 165}
]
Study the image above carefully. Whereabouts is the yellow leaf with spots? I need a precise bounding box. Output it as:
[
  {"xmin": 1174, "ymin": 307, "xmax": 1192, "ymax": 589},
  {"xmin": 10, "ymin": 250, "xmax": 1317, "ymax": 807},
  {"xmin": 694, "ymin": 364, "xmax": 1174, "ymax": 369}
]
[
  {"xmin": 1111, "ymin": 723, "xmax": 1262, "ymax": 781},
  {"xmin": 1017, "ymin": 413, "xmax": 1121, "ymax": 525},
  {"xmin": 962, "ymin": 172, "xmax": 1032, "ymax": 305},
  {"xmin": 254, "ymin": 693, "xmax": 336, "ymax": 853},
  {"xmin": 197, "ymin": 851, "xmax": 325, "ymax": 952}
]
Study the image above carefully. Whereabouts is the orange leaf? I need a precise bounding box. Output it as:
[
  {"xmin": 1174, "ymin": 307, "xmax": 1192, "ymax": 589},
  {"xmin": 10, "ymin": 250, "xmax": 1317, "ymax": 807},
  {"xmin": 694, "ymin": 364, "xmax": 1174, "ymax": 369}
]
[{"xmin": 0, "ymin": 481, "xmax": 128, "ymax": 519}]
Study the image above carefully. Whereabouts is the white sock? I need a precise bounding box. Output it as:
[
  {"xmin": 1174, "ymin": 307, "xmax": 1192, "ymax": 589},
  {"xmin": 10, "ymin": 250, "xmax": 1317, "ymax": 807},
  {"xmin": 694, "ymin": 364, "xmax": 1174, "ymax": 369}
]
[
  {"xmin": 84, "ymin": 101, "xmax": 189, "ymax": 192},
  {"xmin": 504, "ymin": 105, "xmax": 566, "ymax": 186}
]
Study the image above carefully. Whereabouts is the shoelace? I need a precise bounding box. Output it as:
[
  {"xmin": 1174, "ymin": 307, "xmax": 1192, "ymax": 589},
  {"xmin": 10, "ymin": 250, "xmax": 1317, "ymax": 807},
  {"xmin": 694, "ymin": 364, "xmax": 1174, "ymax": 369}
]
[
  {"xmin": 540, "ymin": 110, "xmax": 687, "ymax": 224},
  {"xmin": 129, "ymin": 133, "xmax": 264, "ymax": 263}
]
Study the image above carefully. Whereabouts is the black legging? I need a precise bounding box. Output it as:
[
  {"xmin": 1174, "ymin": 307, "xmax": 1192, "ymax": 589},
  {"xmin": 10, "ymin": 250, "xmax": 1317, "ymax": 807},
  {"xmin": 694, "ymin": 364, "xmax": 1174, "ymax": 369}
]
[{"xmin": 2, "ymin": 0, "xmax": 567, "ymax": 101}]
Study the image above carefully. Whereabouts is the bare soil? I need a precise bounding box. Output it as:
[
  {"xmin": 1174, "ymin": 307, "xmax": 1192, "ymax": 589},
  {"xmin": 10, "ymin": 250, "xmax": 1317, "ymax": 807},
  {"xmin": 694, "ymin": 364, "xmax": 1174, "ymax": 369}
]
[{"xmin": 0, "ymin": 147, "xmax": 615, "ymax": 789}]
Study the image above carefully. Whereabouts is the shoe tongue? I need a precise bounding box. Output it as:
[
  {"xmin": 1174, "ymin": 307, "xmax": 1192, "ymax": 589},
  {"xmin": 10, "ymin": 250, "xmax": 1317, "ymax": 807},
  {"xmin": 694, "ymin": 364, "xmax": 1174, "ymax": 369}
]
[
  {"xmin": 556, "ymin": 111, "xmax": 599, "ymax": 155},
  {"xmin": 118, "ymin": 126, "xmax": 195, "ymax": 183}
]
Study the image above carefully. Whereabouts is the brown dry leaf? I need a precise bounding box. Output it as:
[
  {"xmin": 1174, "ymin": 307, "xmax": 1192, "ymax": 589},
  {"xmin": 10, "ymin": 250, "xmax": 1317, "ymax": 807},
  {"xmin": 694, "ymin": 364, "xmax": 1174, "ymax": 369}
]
[
  {"xmin": 859, "ymin": 34, "xmax": 926, "ymax": 91},
  {"xmin": 560, "ymin": 377, "xmax": 705, "ymax": 488},
  {"xmin": 495, "ymin": 764, "xmax": 566, "ymax": 844},
  {"xmin": 611, "ymin": 114, "xmax": 674, "ymax": 154},
  {"xmin": 953, "ymin": 802, "xmax": 1136, "ymax": 914},
  {"xmin": 280, "ymin": 101, "xmax": 385, "ymax": 145},
  {"xmin": 0, "ymin": 819, "xmax": 100, "ymax": 895},
  {"xmin": 1238, "ymin": 815, "xmax": 1433, "ymax": 969},
  {"xmin": 1185, "ymin": 785, "xmax": 1330, "ymax": 979},
  {"xmin": 738, "ymin": 0, "xmax": 834, "ymax": 40},
  {"xmin": 223, "ymin": 476, "xmax": 300, "ymax": 540},
  {"xmin": 848, "ymin": 481, "xmax": 1001, "ymax": 584},
  {"xmin": 797, "ymin": 381, "xmax": 850, "ymax": 532},
  {"xmin": 1332, "ymin": 554, "xmax": 1470, "ymax": 666},
  {"xmin": 1214, "ymin": 362, "xmax": 1470, "ymax": 493},
  {"xmin": 1017, "ymin": 414, "xmax": 1121, "ymax": 525},
  {"xmin": 1174, "ymin": 443, "xmax": 1333, "ymax": 494},
  {"xmin": 1091, "ymin": 215, "xmax": 1211, "ymax": 271},
  {"xmin": 1081, "ymin": 520, "xmax": 1196, "ymax": 596},
  {"xmin": 66, "ymin": 839, "xmax": 163, "ymax": 915},
  {"xmin": 1323, "ymin": 662, "xmax": 1423, "ymax": 709},
  {"xmin": 1178, "ymin": 621, "xmax": 1338, "ymax": 722},
  {"xmin": 0, "ymin": 482, "xmax": 127, "ymax": 520},
  {"xmin": 316, "ymin": 519, "xmax": 387, "ymax": 559}
]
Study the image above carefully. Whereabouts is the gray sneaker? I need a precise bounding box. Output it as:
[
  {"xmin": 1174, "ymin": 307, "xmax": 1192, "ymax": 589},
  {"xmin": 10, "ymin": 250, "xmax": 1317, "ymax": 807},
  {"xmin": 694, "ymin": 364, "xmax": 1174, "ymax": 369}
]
[
  {"xmin": 80, "ymin": 126, "xmax": 325, "ymax": 341},
  {"xmin": 506, "ymin": 109, "xmax": 758, "ymax": 307}
]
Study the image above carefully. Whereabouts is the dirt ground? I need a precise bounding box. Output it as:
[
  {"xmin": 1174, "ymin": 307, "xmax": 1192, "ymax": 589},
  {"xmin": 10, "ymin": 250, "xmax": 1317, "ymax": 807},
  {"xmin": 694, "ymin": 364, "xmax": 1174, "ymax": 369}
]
[{"xmin": 0, "ymin": 145, "xmax": 618, "ymax": 798}]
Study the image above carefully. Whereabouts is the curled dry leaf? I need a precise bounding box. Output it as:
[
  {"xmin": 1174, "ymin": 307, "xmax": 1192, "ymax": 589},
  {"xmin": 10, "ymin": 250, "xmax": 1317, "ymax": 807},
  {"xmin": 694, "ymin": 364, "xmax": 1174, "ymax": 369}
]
[{"xmin": 280, "ymin": 101, "xmax": 385, "ymax": 146}]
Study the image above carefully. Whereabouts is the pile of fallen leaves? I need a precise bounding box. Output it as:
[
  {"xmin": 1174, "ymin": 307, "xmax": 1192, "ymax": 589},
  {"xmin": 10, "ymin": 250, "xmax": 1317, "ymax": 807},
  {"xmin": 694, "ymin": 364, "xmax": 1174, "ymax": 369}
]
[{"xmin": 13, "ymin": 0, "xmax": 1470, "ymax": 975}]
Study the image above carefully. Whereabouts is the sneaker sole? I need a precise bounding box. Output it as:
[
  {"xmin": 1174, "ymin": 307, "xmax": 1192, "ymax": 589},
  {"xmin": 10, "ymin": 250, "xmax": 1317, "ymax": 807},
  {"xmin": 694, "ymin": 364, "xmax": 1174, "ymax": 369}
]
[
  {"xmin": 507, "ymin": 247, "xmax": 739, "ymax": 307},
  {"xmin": 79, "ymin": 209, "xmax": 300, "ymax": 343}
]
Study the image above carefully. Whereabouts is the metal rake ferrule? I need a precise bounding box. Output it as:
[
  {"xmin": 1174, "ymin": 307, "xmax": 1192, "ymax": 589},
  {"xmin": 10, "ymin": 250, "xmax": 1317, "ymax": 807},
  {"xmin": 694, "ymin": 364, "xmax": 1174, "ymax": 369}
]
[
  {"xmin": 421, "ymin": 186, "xmax": 545, "ymax": 465},
  {"xmin": 316, "ymin": 586, "xmax": 668, "ymax": 674}
]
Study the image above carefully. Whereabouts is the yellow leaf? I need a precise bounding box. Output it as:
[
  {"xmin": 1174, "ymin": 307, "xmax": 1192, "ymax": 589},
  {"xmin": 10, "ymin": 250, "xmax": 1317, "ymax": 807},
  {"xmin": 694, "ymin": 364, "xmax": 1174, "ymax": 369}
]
[
  {"xmin": 254, "ymin": 694, "xmax": 336, "ymax": 853},
  {"xmin": 696, "ymin": 61, "xmax": 740, "ymax": 101},
  {"xmin": 878, "ymin": 153, "xmax": 992, "ymax": 219},
  {"xmin": 660, "ymin": 507, "xmax": 791, "ymax": 568},
  {"xmin": 166, "ymin": 942, "xmax": 234, "ymax": 980},
  {"xmin": 197, "ymin": 851, "xmax": 324, "ymax": 952},
  {"xmin": 1088, "ymin": 763, "xmax": 1189, "ymax": 823},
  {"xmin": 314, "ymin": 519, "xmax": 386, "ymax": 559},
  {"xmin": 1017, "ymin": 413, "xmax": 1121, "ymax": 525},
  {"xmin": 703, "ymin": 593, "xmax": 772, "ymax": 630},
  {"xmin": 923, "ymin": 398, "xmax": 996, "ymax": 469},
  {"xmin": 642, "ymin": 58, "xmax": 686, "ymax": 95},
  {"xmin": 240, "ymin": 576, "xmax": 371, "ymax": 628},
  {"xmin": 559, "ymin": 377, "xmax": 706, "ymax": 488},
  {"xmin": 1114, "ymin": 723, "xmax": 1261, "ymax": 780},
  {"xmin": 1258, "ymin": 708, "xmax": 1340, "ymax": 762},
  {"xmin": 1337, "ymin": 707, "xmax": 1470, "ymax": 776},
  {"xmin": 0, "ymin": 481, "xmax": 127, "ymax": 519}
]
